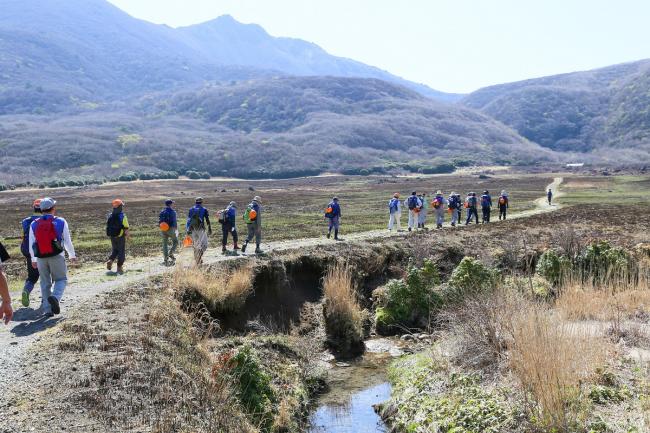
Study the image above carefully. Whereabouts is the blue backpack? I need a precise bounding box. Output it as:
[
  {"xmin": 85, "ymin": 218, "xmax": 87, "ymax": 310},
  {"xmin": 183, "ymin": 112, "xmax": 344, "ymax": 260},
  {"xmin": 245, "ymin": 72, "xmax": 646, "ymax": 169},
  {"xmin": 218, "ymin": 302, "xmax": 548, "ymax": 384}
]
[
  {"xmin": 407, "ymin": 196, "xmax": 419, "ymax": 210},
  {"xmin": 389, "ymin": 198, "xmax": 399, "ymax": 212}
]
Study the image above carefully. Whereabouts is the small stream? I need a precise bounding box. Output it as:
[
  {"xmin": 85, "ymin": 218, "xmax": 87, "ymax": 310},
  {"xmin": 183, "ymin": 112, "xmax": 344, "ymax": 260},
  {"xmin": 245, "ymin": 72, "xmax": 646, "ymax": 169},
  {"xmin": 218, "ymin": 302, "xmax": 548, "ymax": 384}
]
[{"xmin": 306, "ymin": 338, "xmax": 406, "ymax": 433}]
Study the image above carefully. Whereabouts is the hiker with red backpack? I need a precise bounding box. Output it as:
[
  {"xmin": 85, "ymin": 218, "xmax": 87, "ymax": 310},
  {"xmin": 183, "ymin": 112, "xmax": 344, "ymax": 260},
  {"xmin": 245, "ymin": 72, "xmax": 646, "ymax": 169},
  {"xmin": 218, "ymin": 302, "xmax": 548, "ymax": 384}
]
[
  {"xmin": 20, "ymin": 199, "xmax": 42, "ymax": 307},
  {"xmin": 106, "ymin": 199, "xmax": 130, "ymax": 274},
  {"xmin": 159, "ymin": 199, "xmax": 178, "ymax": 266},
  {"xmin": 431, "ymin": 190, "xmax": 448, "ymax": 229},
  {"xmin": 219, "ymin": 201, "xmax": 239, "ymax": 254},
  {"xmin": 0, "ymin": 241, "xmax": 12, "ymax": 324},
  {"xmin": 186, "ymin": 197, "xmax": 212, "ymax": 265},
  {"xmin": 481, "ymin": 190, "xmax": 492, "ymax": 224},
  {"xmin": 498, "ymin": 190, "xmax": 509, "ymax": 220},
  {"xmin": 406, "ymin": 192, "xmax": 422, "ymax": 232},
  {"xmin": 388, "ymin": 193, "xmax": 402, "ymax": 231},
  {"xmin": 28, "ymin": 198, "xmax": 77, "ymax": 316},
  {"xmin": 464, "ymin": 192, "xmax": 479, "ymax": 225},
  {"xmin": 325, "ymin": 197, "xmax": 341, "ymax": 240}
]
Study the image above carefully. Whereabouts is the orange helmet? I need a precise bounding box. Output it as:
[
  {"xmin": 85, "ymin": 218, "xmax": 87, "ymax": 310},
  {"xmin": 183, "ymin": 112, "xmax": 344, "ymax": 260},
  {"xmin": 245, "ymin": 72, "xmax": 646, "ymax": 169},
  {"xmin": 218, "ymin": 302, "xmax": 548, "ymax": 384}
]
[
  {"xmin": 112, "ymin": 199, "xmax": 124, "ymax": 208},
  {"xmin": 33, "ymin": 198, "xmax": 42, "ymax": 209}
]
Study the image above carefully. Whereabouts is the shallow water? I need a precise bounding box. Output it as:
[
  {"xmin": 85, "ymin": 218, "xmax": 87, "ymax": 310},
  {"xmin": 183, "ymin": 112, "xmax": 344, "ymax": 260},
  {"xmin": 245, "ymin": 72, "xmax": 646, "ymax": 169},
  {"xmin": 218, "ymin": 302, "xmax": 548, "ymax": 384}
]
[{"xmin": 307, "ymin": 340, "xmax": 402, "ymax": 433}]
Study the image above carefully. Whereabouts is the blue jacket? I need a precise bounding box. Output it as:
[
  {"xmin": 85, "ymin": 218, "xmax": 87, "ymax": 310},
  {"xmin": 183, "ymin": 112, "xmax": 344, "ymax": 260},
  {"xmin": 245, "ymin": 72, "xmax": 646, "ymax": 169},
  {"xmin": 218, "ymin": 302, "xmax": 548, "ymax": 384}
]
[
  {"xmin": 21, "ymin": 215, "xmax": 41, "ymax": 256},
  {"xmin": 328, "ymin": 202, "xmax": 341, "ymax": 217},
  {"xmin": 225, "ymin": 206, "xmax": 237, "ymax": 226},
  {"xmin": 481, "ymin": 194, "xmax": 492, "ymax": 208},
  {"xmin": 159, "ymin": 206, "xmax": 177, "ymax": 229},
  {"xmin": 187, "ymin": 205, "xmax": 209, "ymax": 230}
]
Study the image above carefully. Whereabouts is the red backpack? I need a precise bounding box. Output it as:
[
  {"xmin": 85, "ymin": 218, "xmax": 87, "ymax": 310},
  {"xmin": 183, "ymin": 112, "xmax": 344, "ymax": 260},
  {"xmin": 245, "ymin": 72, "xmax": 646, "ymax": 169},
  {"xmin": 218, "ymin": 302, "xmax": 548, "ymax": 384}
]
[{"xmin": 34, "ymin": 217, "xmax": 63, "ymax": 258}]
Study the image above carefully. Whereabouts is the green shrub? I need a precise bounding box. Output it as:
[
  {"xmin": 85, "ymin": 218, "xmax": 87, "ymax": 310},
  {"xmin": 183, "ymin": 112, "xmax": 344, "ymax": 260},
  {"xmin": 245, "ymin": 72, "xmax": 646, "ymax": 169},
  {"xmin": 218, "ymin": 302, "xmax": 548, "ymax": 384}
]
[
  {"xmin": 588, "ymin": 384, "xmax": 631, "ymax": 404},
  {"xmin": 536, "ymin": 249, "xmax": 572, "ymax": 286},
  {"xmin": 446, "ymin": 257, "xmax": 497, "ymax": 301},
  {"xmin": 230, "ymin": 345, "xmax": 275, "ymax": 430},
  {"xmin": 503, "ymin": 275, "xmax": 554, "ymax": 300},
  {"xmin": 580, "ymin": 241, "xmax": 630, "ymax": 280},
  {"xmin": 374, "ymin": 260, "xmax": 442, "ymax": 333}
]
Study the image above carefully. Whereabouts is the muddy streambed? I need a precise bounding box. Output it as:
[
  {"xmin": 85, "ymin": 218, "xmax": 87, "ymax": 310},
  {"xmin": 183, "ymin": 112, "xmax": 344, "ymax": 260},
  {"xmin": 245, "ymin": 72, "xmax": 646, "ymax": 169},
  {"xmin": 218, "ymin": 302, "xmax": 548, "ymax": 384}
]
[{"xmin": 307, "ymin": 338, "xmax": 409, "ymax": 433}]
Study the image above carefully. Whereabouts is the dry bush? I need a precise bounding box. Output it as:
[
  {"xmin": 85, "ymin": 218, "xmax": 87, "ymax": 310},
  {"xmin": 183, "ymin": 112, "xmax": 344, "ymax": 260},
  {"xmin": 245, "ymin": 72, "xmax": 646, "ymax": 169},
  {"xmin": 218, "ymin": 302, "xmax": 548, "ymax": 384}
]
[
  {"xmin": 171, "ymin": 265, "xmax": 254, "ymax": 313},
  {"xmin": 557, "ymin": 261, "xmax": 650, "ymax": 321},
  {"xmin": 322, "ymin": 262, "xmax": 365, "ymax": 356},
  {"xmin": 510, "ymin": 305, "xmax": 608, "ymax": 432}
]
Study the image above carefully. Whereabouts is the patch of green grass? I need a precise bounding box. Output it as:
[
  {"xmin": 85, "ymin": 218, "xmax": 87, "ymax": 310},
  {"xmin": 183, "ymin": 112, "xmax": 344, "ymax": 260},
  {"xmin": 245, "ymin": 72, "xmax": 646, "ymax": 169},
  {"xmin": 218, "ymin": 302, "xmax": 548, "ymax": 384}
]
[{"xmin": 562, "ymin": 175, "xmax": 650, "ymax": 206}]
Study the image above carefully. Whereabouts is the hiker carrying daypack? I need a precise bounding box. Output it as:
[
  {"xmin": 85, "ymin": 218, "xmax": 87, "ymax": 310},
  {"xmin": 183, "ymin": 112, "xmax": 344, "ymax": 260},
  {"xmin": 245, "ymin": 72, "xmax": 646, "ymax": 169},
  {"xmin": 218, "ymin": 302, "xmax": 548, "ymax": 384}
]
[
  {"xmin": 106, "ymin": 199, "xmax": 130, "ymax": 274},
  {"xmin": 388, "ymin": 193, "xmax": 401, "ymax": 231},
  {"xmin": 19, "ymin": 199, "xmax": 43, "ymax": 308},
  {"xmin": 106, "ymin": 212, "xmax": 125, "ymax": 238},
  {"xmin": 465, "ymin": 193, "xmax": 479, "ymax": 225},
  {"xmin": 159, "ymin": 199, "xmax": 178, "ymax": 266},
  {"xmin": 33, "ymin": 216, "xmax": 64, "ymax": 258},
  {"xmin": 326, "ymin": 197, "xmax": 341, "ymax": 240},
  {"xmin": 498, "ymin": 192, "xmax": 509, "ymax": 220},
  {"xmin": 407, "ymin": 195, "xmax": 419, "ymax": 210},
  {"xmin": 242, "ymin": 196, "xmax": 262, "ymax": 254}
]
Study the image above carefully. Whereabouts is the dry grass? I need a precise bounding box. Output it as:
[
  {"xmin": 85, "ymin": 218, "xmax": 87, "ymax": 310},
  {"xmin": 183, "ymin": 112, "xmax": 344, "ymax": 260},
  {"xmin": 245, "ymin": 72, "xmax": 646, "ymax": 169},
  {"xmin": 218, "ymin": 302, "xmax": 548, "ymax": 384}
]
[
  {"xmin": 171, "ymin": 265, "xmax": 254, "ymax": 313},
  {"xmin": 510, "ymin": 305, "xmax": 608, "ymax": 431},
  {"xmin": 322, "ymin": 262, "xmax": 364, "ymax": 356}
]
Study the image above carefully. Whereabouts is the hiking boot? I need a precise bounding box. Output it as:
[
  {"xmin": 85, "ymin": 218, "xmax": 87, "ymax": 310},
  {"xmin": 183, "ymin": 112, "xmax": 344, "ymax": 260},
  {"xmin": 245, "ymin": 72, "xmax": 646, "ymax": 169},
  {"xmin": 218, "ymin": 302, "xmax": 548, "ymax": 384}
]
[
  {"xmin": 233, "ymin": 244, "xmax": 240, "ymax": 250},
  {"xmin": 327, "ymin": 232, "xmax": 331, "ymax": 239},
  {"xmin": 222, "ymin": 246, "xmax": 227, "ymax": 254},
  {"xmin": 408, "ymin": 228, "xmax": 412, "ymax": 232},
  {"xmin": 106, "ymin": 260, "xmax": 113, "ymax": 271},
  {"xmin": 255, "ymin": 247, "xmax": 263, "ymax": 254},
  {"xmin": 241, "ymin": 243, "xmax": 247, "ymax": 253},
  {"xmin": 21, "ymin": 290, "xmax": 30, "ymax": 308},
  {"xmin": 117, "ymin": 265, "xmax": 124, "ymax": 275},
  {"xmin": 48, "ymin": 296, "xmax": 60, "ymax": 315}
]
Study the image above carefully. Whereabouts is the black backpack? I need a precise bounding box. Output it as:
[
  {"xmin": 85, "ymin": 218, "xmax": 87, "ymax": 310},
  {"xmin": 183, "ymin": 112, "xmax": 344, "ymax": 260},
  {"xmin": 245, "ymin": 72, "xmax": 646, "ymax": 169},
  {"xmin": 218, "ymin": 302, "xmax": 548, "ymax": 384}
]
[{"xmin": 106, "ymin": 213, "xmax": 124, "ymax": 237}]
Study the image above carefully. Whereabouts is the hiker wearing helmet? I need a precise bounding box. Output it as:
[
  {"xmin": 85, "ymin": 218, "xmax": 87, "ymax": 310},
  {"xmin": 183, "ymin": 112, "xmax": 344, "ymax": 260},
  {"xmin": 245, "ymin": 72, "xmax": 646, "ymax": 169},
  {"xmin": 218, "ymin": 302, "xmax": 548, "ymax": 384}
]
[
  {"xmin": 159, "ymin": 199, "xmax": 178, "ymax": 266},
  {"xmin": 28, "ymin": 198, "xmax": 77, "ymax": 316},
  {"xmin": 242, "ymin": 196, "xmax": 263, "ymax": 254},
  {"xmin": 417, "ymin": 193, "xmax": 427, "ymax": 229},
  {"xmin": 448, "ymin": 192, "xmax": 461, "ymax": 227},
  {"xmin": 406, "ymin": 191, "xmax": 422, "ymax": 232},
  {"xmin": 0, "ymin": 241, "xmax": 12, "ymax": 324},
  {"xmin": 547, "ymin": 188, "xmax": 553, "ymax": 205},
  {"xmin": 106, "ymin": 199, "xmax": 130, "ymax": 274},
  {"xmin": 186, "ymin": 197, "xmax": 212, "ymax": 265},
  {"xmin": 464, "ymin": 192, "xmax": 479, "ymax": 225},
  {"xmin": 481, "ymin": 190, "xmax": 493, "ymax": 224},
  {"xmin": 388, "ymin": 193, "xmax": 402, "ymax": 231},
  {"xmin": 431, "ymin": 190, "xmax": 448, "ymax": 229},
  {"xmin": 325, "ymin": 197, "xmax": 341, "ymax": 240},
  {"xmin": 498, "ymin": 191, "xmax": 509, "ymax": 220},
  {"xmin": 220, "ymin": 201, "xmax": 239, "ymax": 254},
  {"xmin": 19, "ymin": 199, "xmax": 42, "ymax": 307}
]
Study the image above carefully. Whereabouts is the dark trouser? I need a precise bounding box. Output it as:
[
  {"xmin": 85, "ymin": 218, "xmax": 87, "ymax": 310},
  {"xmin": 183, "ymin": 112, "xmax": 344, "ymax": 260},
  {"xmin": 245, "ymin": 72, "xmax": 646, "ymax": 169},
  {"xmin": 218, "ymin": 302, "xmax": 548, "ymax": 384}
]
[
  {"xmin": 162, "ymin": 229, "xmax": 178, "ymax": 260},
  {"xmin": 245, "ymin": 223, "xmax": 261, "ymax": 247},
  {"xmin": 466, "ymin": 208, "xmax": 479, "ymax": 225},
  {"xmin": 109, "ymin": 236, "xmax": 126, "ymax": 266},
  {"xmin": 222, "ymin": 224, "xmax": 238, "ymax": 247},
  {"xmin": 482, "ymin": 207, "xmax": 491, "ymax": 223},
  {"xmin": 24, "ymin": 255, "xmax": 40, "ymax": 293},
  {"xmin": 457, "ymin": 209, "xmax": 462, "ymax": 223},
  {"xmin": 499, "ymin": 206, "xmax": 507, "ymax": 220}
]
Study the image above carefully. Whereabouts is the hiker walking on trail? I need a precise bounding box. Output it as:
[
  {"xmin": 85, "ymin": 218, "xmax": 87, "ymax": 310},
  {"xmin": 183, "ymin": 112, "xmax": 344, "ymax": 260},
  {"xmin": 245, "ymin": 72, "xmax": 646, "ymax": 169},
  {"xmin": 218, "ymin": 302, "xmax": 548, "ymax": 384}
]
[
  {"xmin": 455, "ymin": 193, "xmax": 462, "ymax": 225},
  {"xmin": 20, "ymin": 199, "xmax": 42, "ymax": 307},
  {"xmin": 388, "ymin": 193, "xmax": 402, "ymax": 231},
  {"xmin": 406, "ymin": 191, "xmax": 422, "ymax": 232},
  {"xmin": 465, "ymin": 192, "xmax": 479, "ymax": 225},
  {"xmin": 106, "ymin": 199, "xmax": 130, "ymax": 274},
  {"xmin": 325, "ymin": 197, "xmax": 341, "ymax": 240},
  {"xmin": 431, "ymin": 190, "xmax": 447, "ymax": 229},
  {"xmin": 186, "ymin": 197, "xmax": 212, "ymax": 265},
  {"xmin": 220, "ymin": 201, "xmax": 239, "ymax": 254},
  {"xmin": 0, "ymin": 241, "xmax": 12, "ymax": 324},
  {"xmin": 417, "ymin": 193, "xmax": 427, "ymax": 229},
  {"xmin": 448, "ymin": 192, "xmax": 460, "ymax": 227},
  {"xmin": 498, "ymin": 190, "xmax": 509, "ymax": 220},
  {"xmin": 547, "ymin": 188, "xmax": 553, "ymax": 205},
  {"xmin": 242, "ymin": 196, "xmax": 263, "ymax": 254},
  {"xmin": 159, "ymin": 199, "xmax": 178, "ymax": 266},
  {"xmin": 481, "ymin": 190, "xmax": 492, "ymax": 223},
  {"xmin": 28, "ymin": 198, "xmax": 77, "ymax": 316}
]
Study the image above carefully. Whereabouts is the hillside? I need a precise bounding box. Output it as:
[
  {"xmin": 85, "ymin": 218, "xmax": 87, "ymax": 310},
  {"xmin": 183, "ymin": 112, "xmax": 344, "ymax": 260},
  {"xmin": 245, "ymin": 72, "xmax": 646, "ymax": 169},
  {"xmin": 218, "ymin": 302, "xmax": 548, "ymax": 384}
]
[
  {"xmin": 0, "ymin": 76, "xmax": 553, "ymax": 183},
  {"xmin": 462, "ymin": 60, "xmax": 650, "ymax": 160},
  {"xmin": 0, "ymin": 0, "xmax": 458, "ymax": 108}
]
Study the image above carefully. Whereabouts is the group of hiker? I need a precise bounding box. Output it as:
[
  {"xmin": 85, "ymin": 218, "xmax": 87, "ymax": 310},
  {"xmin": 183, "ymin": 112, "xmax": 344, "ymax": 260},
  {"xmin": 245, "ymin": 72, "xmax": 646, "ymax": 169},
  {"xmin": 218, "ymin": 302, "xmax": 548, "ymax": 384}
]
[
  {"xmin": 0, "ymin": 184, "xmax": 537, "ymax": 323},
  {"xmin": 388, "ymin": 189, "xmax": 510, "ymax": 231}
]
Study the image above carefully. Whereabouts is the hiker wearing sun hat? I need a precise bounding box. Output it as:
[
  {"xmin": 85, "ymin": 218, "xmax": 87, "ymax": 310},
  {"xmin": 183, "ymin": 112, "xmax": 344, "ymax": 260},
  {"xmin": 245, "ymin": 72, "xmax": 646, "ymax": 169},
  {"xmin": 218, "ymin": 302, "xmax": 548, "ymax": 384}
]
[
  {"xmin": 19, "ymin": 198, "xmax": 42, "ymax": 307},
  {"xmin": 159, "ymin": 199, "xmax": 178, "ymax": 266},
  {"xmin": 28, "ymin": 197, "xmax": 77, "ymax": 316},
  {"xmin": 106, "ymin": 199, "xmax": 130, "ymax": 274},
  {"xmin": 431, "ymin": 190, "xmax": 448, "ymax": 229},
  {"xmin": 388, "ymin": 193, "xmax": 402, "ymax": 231},
  {"xmin": 448, "ymin": 192, "xmax": 461, "ymax": 227},
  {"xmin": 242, "ymin": 196, "xmax": 263, "ymax": 254}
]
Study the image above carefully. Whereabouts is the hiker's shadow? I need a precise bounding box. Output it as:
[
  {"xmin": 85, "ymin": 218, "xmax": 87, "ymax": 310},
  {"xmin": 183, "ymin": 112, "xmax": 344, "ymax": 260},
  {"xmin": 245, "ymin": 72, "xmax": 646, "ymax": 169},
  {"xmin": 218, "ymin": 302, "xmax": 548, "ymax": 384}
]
[{"xmin": 10, "ymin": 312, "xmax": 62, "ymax": 337}]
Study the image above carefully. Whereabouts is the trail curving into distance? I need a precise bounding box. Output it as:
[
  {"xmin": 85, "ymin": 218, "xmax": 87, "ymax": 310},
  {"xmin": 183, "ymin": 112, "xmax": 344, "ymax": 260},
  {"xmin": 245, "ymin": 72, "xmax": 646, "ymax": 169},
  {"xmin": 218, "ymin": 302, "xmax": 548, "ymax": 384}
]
[{"xmin": 0, "ymin": 177, "xmax": 563, "ymax": 405}]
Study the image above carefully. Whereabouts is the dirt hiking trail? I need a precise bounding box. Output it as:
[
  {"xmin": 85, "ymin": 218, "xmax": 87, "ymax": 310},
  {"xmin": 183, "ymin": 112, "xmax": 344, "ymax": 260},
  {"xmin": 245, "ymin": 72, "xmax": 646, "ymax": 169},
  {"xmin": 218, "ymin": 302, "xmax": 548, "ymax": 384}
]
[{"xmin": 0, "ymin": 177, "xmax": 563, "ymax": 402}]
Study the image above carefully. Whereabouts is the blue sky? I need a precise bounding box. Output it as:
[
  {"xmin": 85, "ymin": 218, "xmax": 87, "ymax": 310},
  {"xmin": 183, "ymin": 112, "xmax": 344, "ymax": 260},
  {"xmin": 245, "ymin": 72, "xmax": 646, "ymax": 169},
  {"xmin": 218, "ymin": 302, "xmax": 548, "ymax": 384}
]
[{"xmin": 108, "ymin": 0, "xmax": 650, "ymax": 93}]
